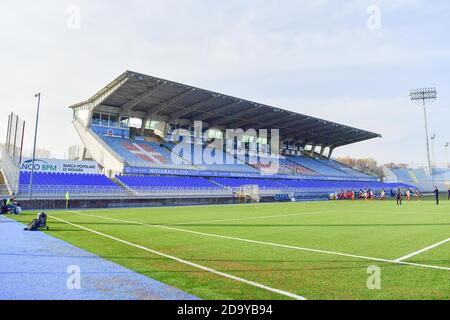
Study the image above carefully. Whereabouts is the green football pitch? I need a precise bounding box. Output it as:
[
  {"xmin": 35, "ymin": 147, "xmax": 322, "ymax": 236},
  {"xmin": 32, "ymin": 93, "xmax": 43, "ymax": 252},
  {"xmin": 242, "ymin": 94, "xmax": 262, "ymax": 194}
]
[{"xmin": 11, "ymin": 199, "xmax": 450, "ymax": 300}]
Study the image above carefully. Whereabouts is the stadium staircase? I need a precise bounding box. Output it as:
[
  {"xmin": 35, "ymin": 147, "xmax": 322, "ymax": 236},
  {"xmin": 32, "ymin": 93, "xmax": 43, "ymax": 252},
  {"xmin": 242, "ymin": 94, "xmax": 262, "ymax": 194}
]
[
  {"xmin": 162, "ymin": 143, "xmax": 203, "ymax": 170},
  {"xmin": 208, "ymin": 178, "xmax": 235, "ymax": 193},
  {"xmin": 110, "ymin": 177, "xmax": 136, "ymax": 196},
  {"xmin": 285, "ymin": 156, "xmax": 350, "ymax": 178},
  {"xmin": 408, "ymin": 170, "xmax": 420, "ymax": 184},
  {"xmin": 325, "ymin": 159, "xmax": 373, "ymax": 178},
  {"xmin": 73, "ymin": 119, "xmax": 125, "ymax": 174},
  {"xmin": 382, "ymin": 167, "xmax": 398, "ymax": 183}
]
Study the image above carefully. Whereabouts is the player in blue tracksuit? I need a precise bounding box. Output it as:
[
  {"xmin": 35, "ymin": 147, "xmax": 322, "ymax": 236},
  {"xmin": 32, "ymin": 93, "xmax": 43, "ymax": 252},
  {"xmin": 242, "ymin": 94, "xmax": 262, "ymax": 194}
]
[
  {"xmin": 434, "ymin": 187, "xmax": 439, "ymax": 205},
  {"xmin": 396, "ymin": 188, "xmax": 402, "ymax": 205}
]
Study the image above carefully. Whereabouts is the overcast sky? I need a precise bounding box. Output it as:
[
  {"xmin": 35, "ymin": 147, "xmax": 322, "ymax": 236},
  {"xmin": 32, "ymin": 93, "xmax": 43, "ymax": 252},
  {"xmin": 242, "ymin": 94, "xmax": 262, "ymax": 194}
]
[{"xmin": 0, "ymin": 0, "xmax": 449, "ymax": 165}]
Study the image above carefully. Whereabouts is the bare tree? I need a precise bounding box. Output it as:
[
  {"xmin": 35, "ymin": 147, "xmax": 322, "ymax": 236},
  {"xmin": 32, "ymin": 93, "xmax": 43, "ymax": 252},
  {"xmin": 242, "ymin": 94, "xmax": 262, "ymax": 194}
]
[
  {"xmin": 384, "ymin": 162, "xmax": 409, "ymax": 170},
  {"xmin": 23, "ymin": 148, "xmax": 53, "ymax": 159},
  {"xmin": 336, "ymin": 157, "xmax": 385, "ymax": 180}
]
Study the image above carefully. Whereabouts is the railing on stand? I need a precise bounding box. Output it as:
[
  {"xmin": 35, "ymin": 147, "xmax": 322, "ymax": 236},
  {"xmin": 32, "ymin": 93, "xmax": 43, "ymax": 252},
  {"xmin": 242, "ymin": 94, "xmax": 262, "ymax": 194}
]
[{"xmin": 0, "ymin": 145, "xmax": 20, "ymax": 195}]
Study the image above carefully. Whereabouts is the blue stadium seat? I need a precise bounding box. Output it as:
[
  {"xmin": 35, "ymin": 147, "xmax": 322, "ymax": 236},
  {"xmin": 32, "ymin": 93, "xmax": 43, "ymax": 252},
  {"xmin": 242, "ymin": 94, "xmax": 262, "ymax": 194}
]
[
  {"xmin": 101, "ymin": 136, "xmax": 194, "ymax": 169},
  {"xmin": 19, "ymin": 172, "xmax": 122, "ymax": 196},
  {"xmin": 116, "ymin": 175, "xmax": 229, "ymax": 196},
  {"xmin": 285, "ymin": 156, "xmax": 351, "ymax": 177}
]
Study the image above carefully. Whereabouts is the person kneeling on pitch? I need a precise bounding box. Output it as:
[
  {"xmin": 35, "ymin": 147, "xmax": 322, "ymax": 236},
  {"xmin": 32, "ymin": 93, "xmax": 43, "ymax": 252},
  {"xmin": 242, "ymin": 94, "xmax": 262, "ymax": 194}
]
[{"xmin": 24, "ymin": 212, "xmax": 49, "ymax": 231}]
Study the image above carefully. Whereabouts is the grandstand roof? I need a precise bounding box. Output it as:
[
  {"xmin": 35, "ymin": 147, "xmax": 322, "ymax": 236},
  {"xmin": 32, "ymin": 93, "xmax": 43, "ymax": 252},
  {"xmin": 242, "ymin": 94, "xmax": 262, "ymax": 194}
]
[{"xmin": 70, "ymin": 70, "xmax": 381, "ymax": 148}]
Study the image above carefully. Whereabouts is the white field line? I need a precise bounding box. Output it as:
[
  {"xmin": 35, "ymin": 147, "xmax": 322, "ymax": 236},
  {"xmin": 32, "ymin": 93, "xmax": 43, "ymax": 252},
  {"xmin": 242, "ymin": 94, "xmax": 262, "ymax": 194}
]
[
  {"xmin": 49, "ymin": 214, "xmax": 305, "ymax": 300},
  {"xmin": 67, "ymin": 211, "xmax": 450, "ymax": 272},
  {"xmin": 64, "ymin": 200, "xmax": 318, "ymax": 213},
  {"xmin": 394, "ymin": 238, "xmax": 450, "ymax": 262},
  {"xmin": 171, "ymin": 210, "xmax": 331, "ymax": 226}
]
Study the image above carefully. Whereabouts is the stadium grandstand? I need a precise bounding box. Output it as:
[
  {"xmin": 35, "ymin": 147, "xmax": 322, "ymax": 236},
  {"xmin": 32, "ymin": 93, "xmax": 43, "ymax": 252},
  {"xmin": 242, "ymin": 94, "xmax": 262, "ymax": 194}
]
[
  {"xmin": 384, "ymin": 166, "xmax": 450, "ymax": 192},
  {"xmin": 3, "ymin": 70, "xmax": 414, "ymax": 205}
]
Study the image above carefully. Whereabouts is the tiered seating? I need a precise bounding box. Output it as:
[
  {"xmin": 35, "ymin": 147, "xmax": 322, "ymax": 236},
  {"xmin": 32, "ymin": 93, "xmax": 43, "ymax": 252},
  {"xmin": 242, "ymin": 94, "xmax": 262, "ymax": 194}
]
[
  {"xmin": 118, "ymin": 175, "xmax": 220, "ymax": 189},
  {"xmin": 433, "ymin": 168, "xmax": 450, "ymax": 175},
  {"xmin": 211, "ymin": 178, "xmax": 282, "ymax": 190},
  {"xmin": 275, "ymin": 194, "xmax": 291, "ymax": 202},
  {"xmin": 238, "ymin": 154, "xmax": 290, "ymax": 175},
  {"xmin": 171, "ymin": 143, "xmax": 259, "ymax": 174},
  {"xmin": 277, "ymin": 179, "xmax": 408, "ymax": 192},
  {"xmin": 117, "ymin": 175, "xmax": 229, "ymax": 196},
  {"xmin": 275, "ymin": 192, "xmax": 329, "ymax": 202},
  {"xmin": 18, "ymin": 172, "xmax": 123, "ymax": 196},
  {"xmin": 100, "ymin": 133, "xmax": 377, "ymax": 181},
  {"xmin": 411, "ymin": 168, "xmax": 428, "ymax": 182},
  {"xmin": 391, "ymin": 169, "xmax": 414, "ymax": 183},
  {"xmin": 286, "ymin": 156, "xmax": 350, "ymax": 177},
  {"xmin": 317, "ymin": 159, "xmax": 371, "ymax": 178},
  {"xmin": 279, "ymin": 158, "xmax": 319, "ymax": 176},
  {"xmin": 101, "ymin": 136, "xmax": 194, "ymax": 169},
  {"xmin": 391, "ymin": 167, "xmax": 449, "ymax": 191},
  {"xmin": 433, "ymin": 169, "xmax": 450, "ymax": 189}
]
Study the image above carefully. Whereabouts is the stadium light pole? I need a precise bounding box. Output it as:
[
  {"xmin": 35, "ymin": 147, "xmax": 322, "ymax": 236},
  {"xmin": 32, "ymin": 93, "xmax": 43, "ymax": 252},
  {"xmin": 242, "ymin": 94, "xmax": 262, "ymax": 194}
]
[
  {"xmin": 410, "ymin": 88, "xmax": 437, "ymax": 189},
  {"xmin": 29, "ymin": 93, "xmax": 41, "ymax": 200},
  {"xmin": 445, "ymin": 142, "xmax": 449, "ymax": 168},
  {"xmin": 430, "ymin": 134, "xmax": 436, "ymax": 168}
]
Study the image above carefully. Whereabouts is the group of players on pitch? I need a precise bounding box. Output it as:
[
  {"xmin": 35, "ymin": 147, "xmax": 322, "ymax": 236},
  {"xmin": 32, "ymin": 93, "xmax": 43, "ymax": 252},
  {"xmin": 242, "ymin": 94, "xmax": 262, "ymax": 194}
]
[
  {"xmin": 336, "ymin": 188, "xmax": 419, "ymax": 201},
  {"xmin": 395, "ymin": 188, "xmax": 421, "ymax": 205},
  {"xmin": 395, "ymin": 186, "xmax": 448, "ymax": 206},
  {"xmin": 336, "ymin": 186, "xmax": 450, "ymax": 206}
]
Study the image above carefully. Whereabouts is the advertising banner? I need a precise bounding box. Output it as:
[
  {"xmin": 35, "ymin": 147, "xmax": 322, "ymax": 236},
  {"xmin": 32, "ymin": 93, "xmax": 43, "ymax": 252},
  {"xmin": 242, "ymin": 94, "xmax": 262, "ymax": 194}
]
[
  {"xmin": 123, "ymin": 167, "xmax": 375, "ymax": 181},
  {"xmin": 21, "ymin": 158, "xmax": 99, "ymax": 174}
]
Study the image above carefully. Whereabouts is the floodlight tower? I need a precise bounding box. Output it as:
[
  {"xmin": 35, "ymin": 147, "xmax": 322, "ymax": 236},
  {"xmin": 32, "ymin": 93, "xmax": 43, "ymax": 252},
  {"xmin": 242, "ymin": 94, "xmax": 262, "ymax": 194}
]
[
  {"xmin": 445, "ymin": 142, "xmax": 449, "ymax": 168},
  {"xmin": 410, "ymin": 88, "xmax": 437, "ymax": 188},
  {"xmin": 29, "ymin": 93, "xmax": 41, "ymax": 200},
  {"xmin": 430, "ymin": 134, "xmax": 436, "ymax": 168}
]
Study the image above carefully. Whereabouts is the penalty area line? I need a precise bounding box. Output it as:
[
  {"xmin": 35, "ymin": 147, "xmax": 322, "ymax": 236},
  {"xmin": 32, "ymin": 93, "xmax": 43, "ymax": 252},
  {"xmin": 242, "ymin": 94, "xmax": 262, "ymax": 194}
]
[
  {"xmin": 171, "ymin": 210, "xmax": 332, "ymax": 226},
  {"xmin": 68, "ymin": 211, "xmax": 450, "ymax": 272},
  {"xmin": 48, "ymin": 214, "xmax": 306, "ymax": 300},
  {"xmin": 394, "ymin": 238, "xmax": 450, "ymax": 262}
]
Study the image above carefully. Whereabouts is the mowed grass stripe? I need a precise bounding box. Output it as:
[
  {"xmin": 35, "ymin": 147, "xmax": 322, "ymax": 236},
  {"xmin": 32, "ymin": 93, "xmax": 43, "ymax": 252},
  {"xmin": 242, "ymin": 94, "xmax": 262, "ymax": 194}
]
[
  {"xmin": 68, "ymin": 210, "xmax": 450, "ymax": 272},
  {"xmin": 65, "ymin": 201, "xmax": 450, "ymax": 262},
  {"xmin": 11, "ymin": 200, "xmax": 450, "ymax": 299},
  {"xmin": 45, "ymin": 209, "xmax": 449, "ymax": 299},
  {"xmin": 171, "ymin": 210, "xmax": 333, "ymax": 225},
  {"xmin": 49, "ymin": 214, "xmax": 306, "ymax": 300}
]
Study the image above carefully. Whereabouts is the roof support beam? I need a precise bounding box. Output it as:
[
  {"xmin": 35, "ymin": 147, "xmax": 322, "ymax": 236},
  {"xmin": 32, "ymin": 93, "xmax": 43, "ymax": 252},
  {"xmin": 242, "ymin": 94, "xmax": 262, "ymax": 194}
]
[
  {"xmin": 249, "ymin": 115, "xmax": 308, "ymax": 130},
  {"xmin": 196, "ymin": 100, "xmax": 243, "ymax": 121},
  {"xmin": 281, "ymin": 117, "xmax": 313, "ymax": 129},
  {"xmin": 289, "ymin": 129, "xmax": 345, "ymax": 145},
  {"xmin": 313, "ymin": 126, "xmax": 351, "ymax": 136},
  {"xmin": 171, "ymin": 95, "xmax": 217, "ymax": 119},
  {"xmin": 244, "ymin": 114, "xmax": 310, "ymax": 133},
  {"xmin": 146, "ymin": 88, "xmax": 195, "ymax": 118},
  {"xmin": 231, "ymin": 112, "xmax": 295, "ymax": 129},
  {"xmin": 121, "ymin": 81, "xmax": 164, "ymax": 113},
  {"xmin": 331, "ymin": 131, "xmax": 366, "ymax": 140},
  {"xmin": 210, "ymin": 106, "xmax": 262, "ymax": 127},
  {"xmin": 91, "ymin": 77, "xmax": 129, "ymax": 111},
  {"xmin": 281, "ymin": 122, "xmax": 330, "ymax": 136},
  {"xmin": 292, "ymin": 126, "xmax": 346, "ymax": 139},
  {"xmin": 288, "ymin": 128, "xmax": 378, "ymax": 148}
]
